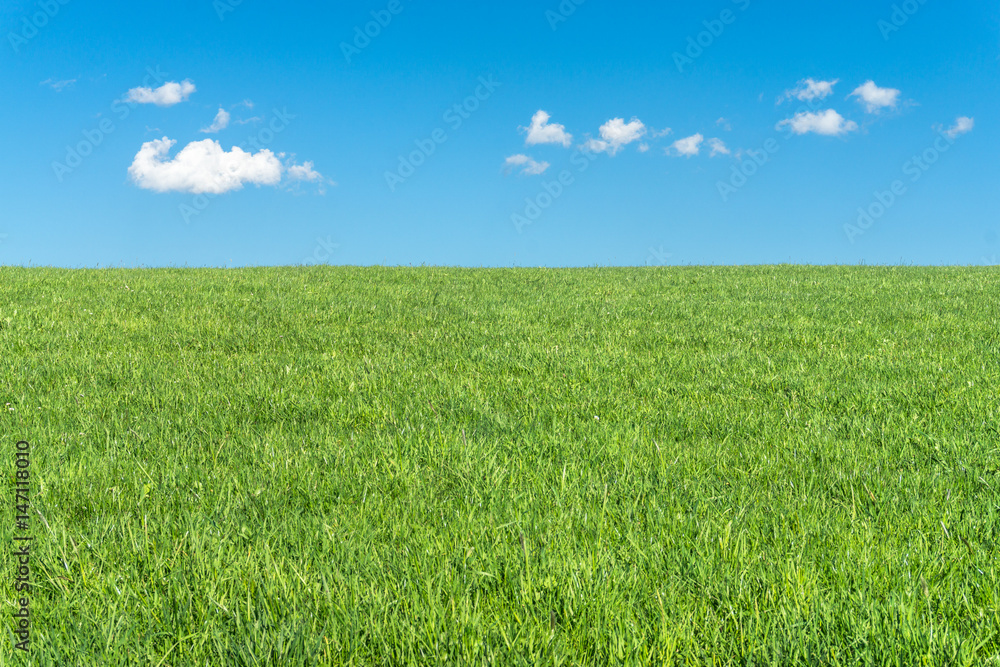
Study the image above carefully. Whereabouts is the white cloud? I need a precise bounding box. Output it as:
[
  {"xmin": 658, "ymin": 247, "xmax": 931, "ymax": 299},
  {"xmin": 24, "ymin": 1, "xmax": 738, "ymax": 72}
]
[
  {"xmin": 776, "ymin": 110, "xmax": 858, "ymax": 136},
  {"xmin": 716, "ymin": 117, "xmax": 732, "ymax": 131},
  {"xmin": 504, "ymin": 154, "xmax": 550, "ymax": 176},
  {"xmin": 942, "ymin": 116, "xmax": 974, "ymax": 139},
  {"xmin": 285, "ymin": 160, "xmax": 332, "ymax": 193},
  {"xmin": 601, "ymin": 118, "xmax": 646, "ymax": 153},
  {"xmin": 585, "ymin": 117, "xmax": 647, "ymax": 156},
  {"xmin": 671, "ymin": 133, "xmax": 704, "ymax": 157},
  {"xmin": 850, "ymin": 81, "xmax": 900, "ymax": 112},
  {"xmin": 652, "ymin": 127, "xmax": 673, "ymax": 138},
  {"xmin": 125, "ymin": 80, "xmax": 196, "ymax": 107},
  {"xmin": 40, "ymin": 78, "xmax": 76, "ymax": 92},
  {"xmin": 638, "ymin": 143, "xmax": 650, "ymax": 153},
  {"xmin": 127, "ymin": 137, "xmax": 283, "ymax": 194},
  {"xmin": 707, "ymin": 138, "xmax": 730, "ymax": 157},
  {"xmin": 199, "ymin": 108, "xmax": 231, "ymax": 134},
  {"xmin": 523, "ymin": 110, "xmax": 572, "ymax": 147},
  {"xmin": 287, "ymin": 161, "xmax": 324, "ymax": 182},
  {"xmin": 783, "ymin": 78, "xmax": 839, "ymax": 102}
]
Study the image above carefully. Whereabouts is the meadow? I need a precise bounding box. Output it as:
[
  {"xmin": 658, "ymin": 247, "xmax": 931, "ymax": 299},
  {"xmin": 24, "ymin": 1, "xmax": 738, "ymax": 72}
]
[{"xmin": 1, "ymin": 265, "xmax": 998, "ymax": 665}]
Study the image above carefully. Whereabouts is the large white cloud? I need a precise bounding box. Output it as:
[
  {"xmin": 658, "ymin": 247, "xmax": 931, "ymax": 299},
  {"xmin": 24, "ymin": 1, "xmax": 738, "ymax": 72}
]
[
  {"xmin": 200, "ymin": 108, "xmax": 231, "ymax": 134},
  {"xmin": 783, "ymin": 78, "xmax": 839, "ymax": 102},
  {"xmin": 504, "ymin": 154, "xmax": 550, "ymax": 176},
  {"xmin": 125, "ymin": 80, "xmax": 197, "ymax": 107},
  {"xmin": 585, "ymin": 117, "xmax": 647, "ymax": 155},
  {"xmin": 127, "ymin": 137, "xmax": 283, "ymax": 194},
  {"xmin": 523, "ymin": 110, "xmax": 572, "ymax": 147},
  {"xmin": 943, "ymin": 116, "xmax": 974, "ymax": 139},
  {"xmin": 671, "ymin": 133, "xmax": 704, "ymax": 157},
  {"xmin": 776, "ymin": 110, "xmax": 858, "ymax": 136},
  {"xmin": 850, "ymin": 81, "xmax": 901, "ymax": 112}
]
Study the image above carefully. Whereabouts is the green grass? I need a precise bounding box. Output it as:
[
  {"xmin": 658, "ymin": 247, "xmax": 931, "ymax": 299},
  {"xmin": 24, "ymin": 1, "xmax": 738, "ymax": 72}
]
[{"xmin": 1, "ymin": 265, "xmax": 999, "ymax": 665}]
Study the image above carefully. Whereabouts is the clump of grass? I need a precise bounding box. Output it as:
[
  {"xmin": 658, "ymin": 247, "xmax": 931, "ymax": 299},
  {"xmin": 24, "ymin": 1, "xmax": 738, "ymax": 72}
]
[{"xmin": 1, "ymin": 265, "xmax": 998, "ymax": 665}]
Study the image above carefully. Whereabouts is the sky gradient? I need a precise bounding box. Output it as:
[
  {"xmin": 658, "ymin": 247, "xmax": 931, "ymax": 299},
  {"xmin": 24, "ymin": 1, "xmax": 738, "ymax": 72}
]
[{"xmin": 3, "ymin": 0, "xmax": 998, "ymax": 267}]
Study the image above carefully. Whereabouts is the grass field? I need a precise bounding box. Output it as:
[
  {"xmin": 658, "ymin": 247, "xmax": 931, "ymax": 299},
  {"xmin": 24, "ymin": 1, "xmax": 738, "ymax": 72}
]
[{"xmin": 1, "ymin": 266, "xmax": 998, "ymax": 665}]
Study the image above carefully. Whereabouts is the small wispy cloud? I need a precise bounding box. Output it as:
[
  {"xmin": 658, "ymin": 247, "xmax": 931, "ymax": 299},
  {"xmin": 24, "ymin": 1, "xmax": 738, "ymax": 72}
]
[
  {"xmin": 716, "ymin": 117, "xmax": 732, "ymax": 131},
  {"xmin": 670, "ymin": 133, "xmax": 704, "ymax": 157},
  {"xmin": 504, "ymin": 154, "xmax": 550, "ymax": 176},
  {"xmin": 522, "ymin": 110, "xmax": 573, "ymax": 147},
  {"xmin": 287, "ymin": 161, "xmax": 324, "ymax": 182},
  {"xmin": 584, "ymin": 117, "xmax": 647, "ymax": 156},
  {"xmin": 707, "ymin": 138, "xmax": 730, "ymax": 157},
  {"xmin": 40, "ymin": 78, "xmax": 77, "ymax": 92},
  {"xmin": 286, "ymin": 160, "xmax": 334, "ymax": 193},
  {"xmin": 125, "ymin": 80, "xmax": 196, "ymax": 107},
  {"xmin": 849, "ymin": 81, "xmax": 901, "ymax": 113},
  {"xmin": 776, "ymin": 110, "xmax": 858, "ymax": 136},
  {"xmin": 782, "ymin": 78, "xmax": 839, "ymax": 103},
  {"xmin": 199, "ymin": 108, "xmax": 231, "ymax": 134},
  {"xmin": 942, "ymin": 116, "xmax": 974, "ymax": 139}
]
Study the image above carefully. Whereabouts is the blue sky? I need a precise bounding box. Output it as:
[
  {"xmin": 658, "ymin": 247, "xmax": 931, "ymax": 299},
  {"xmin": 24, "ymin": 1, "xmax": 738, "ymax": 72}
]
[{"xmin": 2, "ymin": 0, "xmax": 998, "ymax": 267}]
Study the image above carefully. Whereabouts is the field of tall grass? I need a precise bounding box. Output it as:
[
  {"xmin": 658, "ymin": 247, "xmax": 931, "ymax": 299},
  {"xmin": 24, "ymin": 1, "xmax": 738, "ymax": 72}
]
[{"xmin": 1, "ymin": 266, "xmax": 998, "ymax": 665}]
